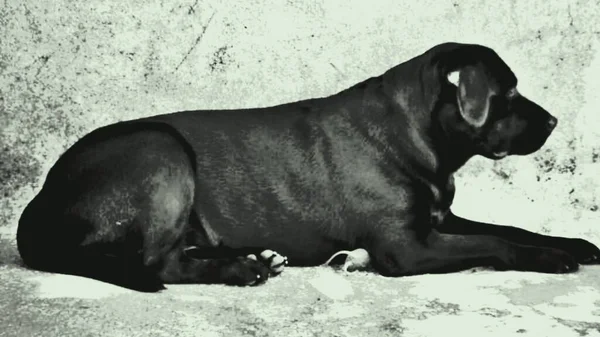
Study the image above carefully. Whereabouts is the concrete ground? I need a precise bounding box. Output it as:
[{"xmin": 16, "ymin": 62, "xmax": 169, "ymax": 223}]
[
  {"xmin": 1, "ymin": 262, "xmax": 600, "ymax": 337},
  {"xmin": 2, "ymin": 0, "xmax": 600, "ymax": 336}
]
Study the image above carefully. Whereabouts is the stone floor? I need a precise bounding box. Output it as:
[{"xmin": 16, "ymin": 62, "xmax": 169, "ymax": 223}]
[{"xmin": 1, "ymin": 259, "xmax": 599, "ymax": 337}]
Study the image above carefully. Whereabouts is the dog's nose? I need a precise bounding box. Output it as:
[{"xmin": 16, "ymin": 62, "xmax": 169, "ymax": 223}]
[{"xmin": 546, "ymin": 116, "xmax": 558, "ymax": 132}]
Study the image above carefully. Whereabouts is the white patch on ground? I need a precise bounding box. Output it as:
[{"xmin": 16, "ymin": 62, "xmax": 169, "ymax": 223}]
[
  {"xmin": 402, "ymin": 311, "xmax": 584, "ymax": 337},
  {"xmin": 172, "ymin": 310, "xmax": 224, "ymax": 336},
  {"xmin": 29, "ymin": 274, "xmax": 132, "ymax": 299},
  {"xmin": 533, "ymin": 286, "xmax": 600, "ymax": 322},
  {"xmin": 172, "ymin": 294, "xmax": 219, "ymax": 303},
  {"xmin": 308, "ymin": 268, "xmax": 354, "ymax": 300},
  {"xmin": 245, "ymin": 299, "xmax": 298, "ymax": 324},
  {"xmin": 404, "ymin": 271, "xmax": 561, "ymax": 311}
]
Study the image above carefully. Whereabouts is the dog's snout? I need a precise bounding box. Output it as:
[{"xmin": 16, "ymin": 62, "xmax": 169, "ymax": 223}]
[{"xmin": 546, "ymin": 116, "xmax": 558, "ymax": 132}]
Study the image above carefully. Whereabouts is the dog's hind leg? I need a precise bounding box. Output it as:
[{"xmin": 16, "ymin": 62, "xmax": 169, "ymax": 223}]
[
  {"xmin": 16, "ymin": 126, "xmax": 202, "ymax": 292},
  {"xmin": 438, "ymin": 211, "xmax": 600, "ymax": 264},
  {"xmin": 17, "ymin": 125, "xmax": 207, "ymax": 292},
  {"xmin": 178, "ymin": 211, "xmax": 288, "ymax": 278},
  {"xmin": 157, "ymin": 213, "xmax": 281, "ymax": 285},
  {"xmin": 17, "ymin": 124, "xmax": 277, "ymax": 290},
  {"xmin": 157, "ymin": 244, "xmax": 272, "ymax": 286},
  {"xmin": 17, "ymin": 193, "xmax": 166, "ymax": 292}
]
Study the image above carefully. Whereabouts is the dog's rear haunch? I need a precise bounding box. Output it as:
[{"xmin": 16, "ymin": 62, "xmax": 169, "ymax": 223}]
[{"xmin": 17, "ymin": 42, "xmax": 600, "ymax": 292}]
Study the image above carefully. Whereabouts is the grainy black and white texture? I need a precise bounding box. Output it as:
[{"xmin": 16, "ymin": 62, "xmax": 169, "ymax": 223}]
[{"xmin": 1, "ymin": 0, "xmax": 599, "ymax": 336}]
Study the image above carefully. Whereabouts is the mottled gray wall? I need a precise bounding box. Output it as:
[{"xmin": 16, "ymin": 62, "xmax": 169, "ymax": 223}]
[{"xmin": 1, "ymin": 0, "xmax": 599, "ymax": 262}]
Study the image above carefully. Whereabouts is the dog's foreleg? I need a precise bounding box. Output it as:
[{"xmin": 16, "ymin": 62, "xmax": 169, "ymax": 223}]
[
  {"xmin": 369, "ymin": 228, "xmax": 579, "ymax": 276},
  {"xmin": 439, "ymin": 211, "xmax": 600, "ymax": 264}
]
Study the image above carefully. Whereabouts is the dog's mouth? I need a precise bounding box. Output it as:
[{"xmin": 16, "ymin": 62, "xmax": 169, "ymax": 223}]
[
  {"xmin": 491, "ymin": 151, "xmax": 509, "ymax": 159},
  {"xmin": 509, "ymin": 130, "xmax": 553, "ymax": 156},
  {"xmin": 475, "ymin": 139, "xmax": 510, "ymax": 160}
]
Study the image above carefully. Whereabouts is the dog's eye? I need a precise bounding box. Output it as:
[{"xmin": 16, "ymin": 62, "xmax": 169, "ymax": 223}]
[{"xmin": 506, "ymin": 88, "xmax": 518, "ymax": 99}]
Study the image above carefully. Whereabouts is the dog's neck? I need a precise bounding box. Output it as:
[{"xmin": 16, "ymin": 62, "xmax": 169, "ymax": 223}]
[{"xmin": 371, "ymin": 76, "xmax": 472, "ymax": 177}]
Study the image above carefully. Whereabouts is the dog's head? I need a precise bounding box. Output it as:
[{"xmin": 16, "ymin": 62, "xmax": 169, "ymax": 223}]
[{"xmin": 438, "ymin": 44, "xmax": 557, "ymax": 160}]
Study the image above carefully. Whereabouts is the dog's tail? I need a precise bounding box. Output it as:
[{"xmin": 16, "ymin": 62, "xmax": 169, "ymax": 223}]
[{"xmin": 322, "ymin": 250, "xmax": 354, "ymax": 266}]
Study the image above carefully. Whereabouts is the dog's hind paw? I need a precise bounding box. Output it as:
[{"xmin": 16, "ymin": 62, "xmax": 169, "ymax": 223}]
[{"xmin": 247, "ymin": 249, "xmax": 288, "ymax": 275}]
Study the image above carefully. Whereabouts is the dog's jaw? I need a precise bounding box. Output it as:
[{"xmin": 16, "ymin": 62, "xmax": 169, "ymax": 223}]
[{"xmin": 490, "ymin": 151, "xmax": 509, "ymax": 159}]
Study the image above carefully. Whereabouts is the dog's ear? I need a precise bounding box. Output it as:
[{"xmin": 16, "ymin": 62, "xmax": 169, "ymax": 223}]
[{"xmin": 447, "ymin": 65, "xmax": 493, "ymax": 127}]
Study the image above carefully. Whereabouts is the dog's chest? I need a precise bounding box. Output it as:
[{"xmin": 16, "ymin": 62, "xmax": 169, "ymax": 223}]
[{"xmin": 429, "ymin": 175, "xmax": 455, "ymax": 226}]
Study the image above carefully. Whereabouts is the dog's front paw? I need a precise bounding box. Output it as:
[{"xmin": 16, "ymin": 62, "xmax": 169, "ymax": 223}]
[
  {"xmin": 556, "ymin": 238, "xmax": 600, "ymax": 264},
  {"xmin": 220, "ymin": 257, "xmax": 271, "ymax": 286},
  {"xmin": 517, "ymin": 247, "xmax": 579, "ymax": 274},
  {"xmin": 247, "ymin": 249, "xmax": 288, "ymax": 275}
]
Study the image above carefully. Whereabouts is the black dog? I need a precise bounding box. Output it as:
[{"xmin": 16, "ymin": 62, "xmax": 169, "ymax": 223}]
[{"xmin": 17, "ymin": 42, "xmax": 600, "ymax": 292}]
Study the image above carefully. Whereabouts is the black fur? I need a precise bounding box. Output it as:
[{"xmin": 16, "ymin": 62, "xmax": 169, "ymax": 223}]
[{"xmin": 17, "ymin": 42, "xmax": 600, "ymax": 291}]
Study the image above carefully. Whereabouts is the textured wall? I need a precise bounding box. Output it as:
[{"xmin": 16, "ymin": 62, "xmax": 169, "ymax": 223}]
[{"xmin": 1, "ymin": 0, "xmax": 599, "ymax": 263}]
